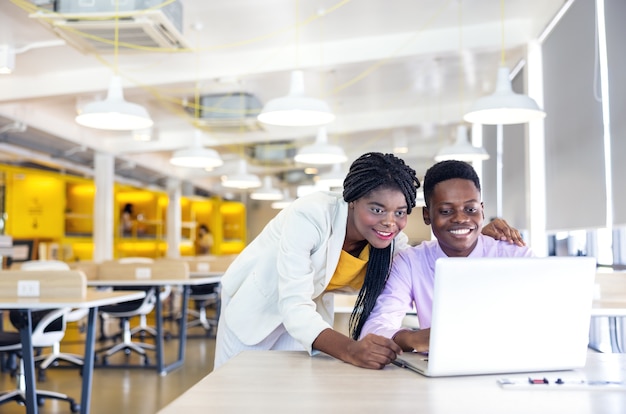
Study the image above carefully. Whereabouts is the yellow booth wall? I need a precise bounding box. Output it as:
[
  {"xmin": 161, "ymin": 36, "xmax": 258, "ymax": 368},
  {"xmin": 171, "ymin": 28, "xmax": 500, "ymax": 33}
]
[{"xmin": 7, "ymin": 171, "xmax": 65, "ymax": 238}]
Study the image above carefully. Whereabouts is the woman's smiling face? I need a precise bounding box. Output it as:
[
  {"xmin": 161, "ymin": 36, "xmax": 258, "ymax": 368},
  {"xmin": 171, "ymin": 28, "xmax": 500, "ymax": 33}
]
[
  {"xmin": 423, "ymin": 178, "xmax": 484, "ymax": 257},
  {"xmin": 347, "ymin": 187, "xmax": 409, "ymax": 250}
]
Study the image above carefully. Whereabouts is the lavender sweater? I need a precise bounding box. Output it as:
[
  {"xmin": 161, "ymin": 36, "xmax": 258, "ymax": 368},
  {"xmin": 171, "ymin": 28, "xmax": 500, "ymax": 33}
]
[{"xmin": 360, "ymin": 235, "xmax": 533, "ymax": 339}]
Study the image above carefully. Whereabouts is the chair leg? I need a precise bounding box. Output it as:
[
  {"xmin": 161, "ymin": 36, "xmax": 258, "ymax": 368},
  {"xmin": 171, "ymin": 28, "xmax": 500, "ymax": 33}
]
[
  {"xmin": 0, "ymin": 389, "xmax": 23, "ymax": 405},
  {"xmin": 34, "ymin": 341, "xmax": 84, "ymax": 381},
  {"xmin": 96, "ymin": 319, "xmax": 154, "ymax": 365},
  {"xmin": 0, "ymin": 357, "xmax": 80, "ymax": 412},
  {"xmin": 129, "ymin": 314, "xmax": 158, "ymax": 338},
  {"xmin": 187, "ymin": 304, "xmax": 217, "ymax": 335}
]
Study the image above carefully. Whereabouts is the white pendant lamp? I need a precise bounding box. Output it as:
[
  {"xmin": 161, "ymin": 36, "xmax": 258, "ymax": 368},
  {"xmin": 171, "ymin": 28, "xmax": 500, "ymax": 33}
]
[
  {"xmin": 271, "ymin": 188, "xmax": 295, "ymax": 209},
  {"xmin": 170, "ymin": 131, "xmax": 223, "ymax": 169},
  {"xmin": 294, "ymin": 127, "xmax": 347, "ymax": 165},
  {"xmin": 463, "ymin": 66, "xmax": 546, "ymax": 125},
  {"xmin": 0, "ymin": 45, "xmax": 15, "ymax": 74},
  {"xmin": 132, "ymin": 126, "xmax": 158, "ymax": 142},
  {"xmin": 76, "ymin": 76, "xmax": 154, "ymax": 130},
  {"xmin": 315, "ymin": 163, "xmax": 345, "ymax": 188},
  {"xmin": 221, "ymin": 159, "xmax": 262, "ymax": 189},
  {"xmin": 434, "ymin": 125, "xmax": 490, "ymax": 162},
  {"xmin": 415, "ymin": 188, "xmax": 425, "ymax": 207},
  {"xmin": 257, "ymin": 70, "xmax": 335, "ymax": 127},
  {"xmin": 251, "ymin": 176, "xmax": 284, "ymax": 201}
]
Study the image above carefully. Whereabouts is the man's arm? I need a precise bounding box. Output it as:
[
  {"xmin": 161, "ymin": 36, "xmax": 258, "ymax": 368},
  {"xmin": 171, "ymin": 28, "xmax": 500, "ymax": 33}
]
[{"xmin": 392, "ymin": 329, "xmax": 430, "ymax": 352}]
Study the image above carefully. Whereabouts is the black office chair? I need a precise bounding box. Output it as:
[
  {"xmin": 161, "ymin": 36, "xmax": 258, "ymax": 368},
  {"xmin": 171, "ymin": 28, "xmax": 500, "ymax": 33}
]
[
  {"xmin": 183, "ymin": 255, "xmax": 233, "ymax": 337},
  {"xmin": 0, "ymin": 309, "xmax": 80, "ymax": 412},
  {"xmin": 20, "ymin": 260, "xmax": 86, "ymax": 381},
  {"xmin": 186, "ymin": 283, "xmax": 219, "ymax": 336},
  {"xmin": 130, "ymin": 284, "xmax": 173, "ymax": 340},
  {"xmin": 95, "ymin": 257, "xmax": 158, "ymax": 365},
  {"xmin": 96, "ymin": 287, "xmax": 157, "ymax": 365}
]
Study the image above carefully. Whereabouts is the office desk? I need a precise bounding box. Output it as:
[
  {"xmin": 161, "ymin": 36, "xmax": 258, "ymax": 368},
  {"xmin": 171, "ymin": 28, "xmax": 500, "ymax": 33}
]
[
  {"xmin": 189, "ymin": 271, "xmax": 223, "ymax": 280},
  {"xmin": 159, "ymin": 350, "xmax": 626, "ymax": 414},
  {"xmin": 592, "ymin": 272, "xmax": 626, "ymax": 317},
  {"xmin": 591, "ymin": 272, "xmax": 626, "ymax": 353},
  {"xmin": 88, "ymin": 276, "xmax": 220, "ymax": 375},
  {"xmin": 0, "ymin": 290, "xmax": 145, "ymax": 414}
]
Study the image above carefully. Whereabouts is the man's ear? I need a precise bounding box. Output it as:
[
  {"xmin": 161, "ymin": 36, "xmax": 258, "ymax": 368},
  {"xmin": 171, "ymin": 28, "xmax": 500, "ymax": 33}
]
[
  {"xmin": 481, "ymin": 201, "xmax": 485, "ymax": 219},
  {"xmin": 422, "ymin": 206, "xmax": 431, "ymax": 225}
]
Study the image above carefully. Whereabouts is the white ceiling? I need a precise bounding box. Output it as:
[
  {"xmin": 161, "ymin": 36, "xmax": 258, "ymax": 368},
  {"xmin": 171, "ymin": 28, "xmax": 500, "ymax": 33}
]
[{"xmin": 0, "ymin": 0, "xmax": 568, "ymax": 194}]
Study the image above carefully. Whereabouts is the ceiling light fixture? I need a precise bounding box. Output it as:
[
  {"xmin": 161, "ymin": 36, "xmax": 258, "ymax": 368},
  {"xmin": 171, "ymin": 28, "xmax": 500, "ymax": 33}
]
[
  {"xmin": 315, "ymin": 163, "xmax": 345, "ymax": 188},
  {"xmin": 271, "ymin": 189, "xmax": 295, "ymax": 210},
  {"xmin": 0, "ymin": 45, "xmax": 15, "ymax": 74},
  {"xmin": 170, "ymin": 130, "xmax": 223, "ymax": 169},
  {"xmin": 75, "ymin": 4, "xmax": 153, "ymax": 131},
  {"xmin": 415, "ymin": 188, "xmax": 426, "ymax": 207},
  {"xmin": 434, "ymin": 125, "xmax": 490, "ymax": 162},
  {"xmin": 257, "ymin": 70, "xmax": 335, "ymax": 127},
  {"xmin": 132, "ymin": 127, "xmax": 156, "ymax": 141},
  {"xmin": 463, "ymin": 66, "xmax": 546, "ymax": 125},
  {"xmin": 0, "ymin": 40, "xmax": 65, "ymax": 75},
  {"xmin": 392, "ymin": 129, "xmax": 409, "ymax": 154},
  {"xmin": 250, "ymin": 176, "xmax": 284, "ymax": 201},
  {"xmin": 463, "ymin": 0, "xmax": 546, "ymax": 125},
  {"xmin": 75, "ymin": 76, "xmax": 154, "ymax": 130},
  {"xmin": 221, "ymin": 159, "xmax": 262, "ymax": 189},
  {"xmin": 294, "ymin": 127, "xmax": 347, "ymax": 165}
]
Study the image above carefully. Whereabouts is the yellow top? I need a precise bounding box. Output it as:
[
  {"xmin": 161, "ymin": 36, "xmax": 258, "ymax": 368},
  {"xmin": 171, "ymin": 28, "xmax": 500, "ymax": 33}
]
[{"xmin": 325, "ymin": 244, "xmax": 370, "ymax": 292}]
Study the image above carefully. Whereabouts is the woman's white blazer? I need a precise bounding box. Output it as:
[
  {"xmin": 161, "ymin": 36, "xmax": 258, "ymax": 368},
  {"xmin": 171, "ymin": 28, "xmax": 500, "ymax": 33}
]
[{"xmin": 220, "ymin": 191, "xmax": 409, "ymax": 354}]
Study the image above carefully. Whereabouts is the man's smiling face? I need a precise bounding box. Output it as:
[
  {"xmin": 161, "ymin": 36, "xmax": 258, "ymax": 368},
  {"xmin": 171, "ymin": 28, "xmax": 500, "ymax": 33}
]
[{"xmin": 423, "ymin": 178, "xmax": 484, "ymax": 257}]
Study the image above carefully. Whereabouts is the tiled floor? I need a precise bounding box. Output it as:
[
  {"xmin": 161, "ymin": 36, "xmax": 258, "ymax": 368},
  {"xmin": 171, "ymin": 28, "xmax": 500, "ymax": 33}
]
[{"xmin": 0, "ymin": 316, "xmax": 216, "ymax": 414}]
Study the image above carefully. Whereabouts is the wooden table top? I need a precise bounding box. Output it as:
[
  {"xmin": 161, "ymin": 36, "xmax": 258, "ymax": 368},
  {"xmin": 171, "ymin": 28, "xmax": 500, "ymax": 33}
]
[
  {"xmin": 86, "ymin": 276, "xmax": 221, "ymax": 286},
  {"xmin": 0, "ymin": 289, "xmax": 145, "ymax": 309},
  {"xmin": 159, "ymin": 350, "xmax": 626, "ymax": 414}
]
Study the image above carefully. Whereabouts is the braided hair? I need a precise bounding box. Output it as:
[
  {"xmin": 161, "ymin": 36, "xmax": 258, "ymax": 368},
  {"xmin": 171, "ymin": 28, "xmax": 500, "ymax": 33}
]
[{"xmin": 343, "ymin": 152, "xmax": 420, "ymax": 340}]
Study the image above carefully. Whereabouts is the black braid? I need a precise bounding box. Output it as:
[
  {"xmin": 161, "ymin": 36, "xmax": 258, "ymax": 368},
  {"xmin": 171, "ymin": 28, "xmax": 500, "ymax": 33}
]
[
  {"xmin": 348, "ymin": 241, "xmax": 394, "ymax": 340},
  {"xmin": 343, "ymin": 152, "xmax": 420, "ymax": 340}
]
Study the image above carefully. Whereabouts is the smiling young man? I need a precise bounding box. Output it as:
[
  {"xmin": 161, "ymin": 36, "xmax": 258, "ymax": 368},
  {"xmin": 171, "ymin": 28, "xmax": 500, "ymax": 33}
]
[{"xmin": 359, "ymin": 160, "xmax": 533, "ymax": 353}]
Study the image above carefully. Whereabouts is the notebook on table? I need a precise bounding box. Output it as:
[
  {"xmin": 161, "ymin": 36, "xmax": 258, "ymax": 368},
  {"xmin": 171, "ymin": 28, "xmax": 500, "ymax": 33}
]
[{"xmin": 393, "ymin": 256, "xmax": 597, "ymax": 377}]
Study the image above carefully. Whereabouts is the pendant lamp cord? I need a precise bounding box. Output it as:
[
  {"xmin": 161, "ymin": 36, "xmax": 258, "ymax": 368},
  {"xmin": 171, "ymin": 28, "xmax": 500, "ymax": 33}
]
[
  {"xmin": 114, "ymin": 0, "xmax": 119, "ymax": 75},
  {"xmin": 194, "ymin": 24, "xmax": 201, "ymax": 122},
  {"xmin": 500, "ymin": 0, "xmax": 505, "ymax": 65},
  {"xmin": 295, "ymin": 0, "xmax": 300, "ymax": 69},
  {"xmin": 458, "ymin": 0, "xmax": 464, "ymax": 119}
]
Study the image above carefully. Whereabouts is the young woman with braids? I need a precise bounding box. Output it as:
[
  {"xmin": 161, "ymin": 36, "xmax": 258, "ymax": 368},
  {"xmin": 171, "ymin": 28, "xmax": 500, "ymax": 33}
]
[{"xmin": 214, "ymin": 153, "xmax": 524, "ymax": 370}]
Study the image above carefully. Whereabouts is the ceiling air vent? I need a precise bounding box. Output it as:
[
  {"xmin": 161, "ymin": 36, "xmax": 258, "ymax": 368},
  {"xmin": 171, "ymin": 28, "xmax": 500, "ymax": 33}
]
[
  {"xmin": 187, "ymin": 92, "xmax": 263, "ymax": 132},
  {"xmin": 245, "ymin": 141, "xmax": 297, "ymax": 167},
  {"xmin": 30, "ymin": 0, "xmax": 189, "ymax": 53}
]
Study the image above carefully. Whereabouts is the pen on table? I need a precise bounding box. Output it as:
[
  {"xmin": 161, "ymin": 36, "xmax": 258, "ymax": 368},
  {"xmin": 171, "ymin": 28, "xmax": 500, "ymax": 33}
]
[{"xmin": 391, "ymin": 359, "xmax": 407, "ymax": 369}]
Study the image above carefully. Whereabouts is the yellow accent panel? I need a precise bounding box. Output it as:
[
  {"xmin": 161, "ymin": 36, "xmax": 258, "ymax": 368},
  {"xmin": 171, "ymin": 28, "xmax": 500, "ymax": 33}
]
[
  {"xmin": 66, "ymin": 183, "xmax": 95, "ymax": 235},
  {"xmin": 8, "ymin": 172, "xmax": 65, "ymax": 238},
  {"xmin": 116, "ymin": 191, "xmax": 158, "ymax": 203}
]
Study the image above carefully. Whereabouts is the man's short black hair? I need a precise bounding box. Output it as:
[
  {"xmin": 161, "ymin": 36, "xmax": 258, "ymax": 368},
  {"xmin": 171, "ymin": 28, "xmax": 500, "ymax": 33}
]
[{"xmin": 423, "ymin": 160, "xmax": 481, "ymax": 207}]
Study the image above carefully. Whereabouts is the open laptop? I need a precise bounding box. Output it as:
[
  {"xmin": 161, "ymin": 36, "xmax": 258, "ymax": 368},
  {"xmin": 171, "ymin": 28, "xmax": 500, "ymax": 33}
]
[{"xmin": 393, "ymin": 256, "xmax": 596, "ymax": 377}]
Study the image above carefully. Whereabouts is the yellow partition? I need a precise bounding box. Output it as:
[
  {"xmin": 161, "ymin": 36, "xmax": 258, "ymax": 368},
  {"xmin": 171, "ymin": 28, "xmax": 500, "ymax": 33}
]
[
  {"xmin": 6, "ymin": 171, "xmax": 65, "ymax": 238},
  {"xmin": 0, "ymin": 164, "xmax": 246, "ymax": 261}
]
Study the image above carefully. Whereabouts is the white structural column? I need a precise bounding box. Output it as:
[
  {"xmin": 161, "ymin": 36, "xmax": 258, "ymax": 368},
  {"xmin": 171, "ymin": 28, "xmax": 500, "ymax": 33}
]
[
  {"xmin": 526, "ymin": 40, "xmax": 548, "ymax": 256},
  {"xmin": 595, "ymin": 0, "xmax": 613, "ymax": 229},
  {"xmin": 93, "ymin": 152, "xmax": 115, "ymax": 262},
  {"xmin": 166, "ymin": 177, "xmax": 182, "ymax": 259},
  {"xmin": 471, "ymin": 123, "xmax": 484, "ymax": 186}
]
